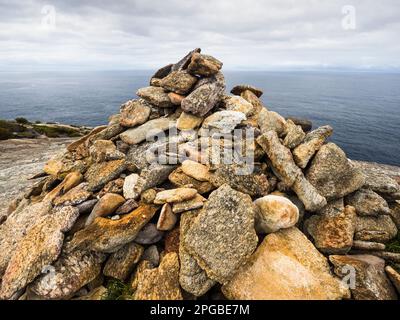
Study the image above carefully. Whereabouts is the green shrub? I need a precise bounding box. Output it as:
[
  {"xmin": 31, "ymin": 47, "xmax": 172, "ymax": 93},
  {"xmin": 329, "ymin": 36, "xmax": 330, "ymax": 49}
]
[
  {"xmin": 386, "ymin": 233, "xmax": 400, "ymax": 253},
  {"xmin": 15, "ymin": 117, "xmax": 29, "ymax": 124},
  {"xmin": 32, "ymin": 124, "xmax": 81, "ymax": 138},
  {"xmin": 0, "ymin": 127, "xmax": 13, "ymax": 140},
  {"xmin": 102, "ymin": 278, "xmax": 134, "ymax": 300}
]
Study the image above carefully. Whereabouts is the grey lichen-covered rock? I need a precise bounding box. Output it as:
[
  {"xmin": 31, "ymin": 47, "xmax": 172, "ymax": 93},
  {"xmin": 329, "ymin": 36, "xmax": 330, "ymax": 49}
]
[
  {"xmin": 172, "ymin": 48, "xmax": 201, "ymax": 72},
  {"xmin": 89, "ymin": 140, "xmax": 125, "ymax": 163},
  {"xmin": 209, "ymin": 164, "xmax": 270, "ymax": 197},
  {"xmin": 257, "ymin": 131, "xmax": 326, "ymax": 211},
  {"xmin": 293, "ymin": 125, "xmax": 333, "ymax": 168},
  {"xmin": 119, "ymin": 99, "xmax": 152, "ymax": 128},
  {"xmin": 67, "ymin": 205, "xmax": 158, "ymax": 253},
  {"xmin": 29, "ymin": 248, "xmax": 106, "ymax": 300},
  {"xmin": 134, "ymin": 252, "xmax": 182, "ymax": 300},
  {"xmin": 187, "ymin": 53, "xmax": 223, "ymax": 77},
  {"xmin": 352, "ymin": 240, "xmax": 386, "ymax": 251},
  {"xmin": 179, "ymin": 211, "xmax": 215, "ymax": 297},
  {"xmin": 181, "ymin": 72, "xmax": 225, "ymax": 117},
  {"xmin": 103, "ymin": 242, "xmax": 143, "ymax": 281},
  {"xmin": 0, "ymin": 200, "xmax": 53, "ymax": 278},
  {"xmin": 201, "ymin": 110, "xmax": 246, "ymax": 134},
  {"xmin": 346, "ymin": 189, "xmax": 390, "ymax": 216},
  {"xmin": 283, "ymin": 119, "xmax": 306, "ymax": 149},
  {"xmin": 306, "ymin": 143, "xmax": 365, "ymax": 200},
  {"xmin": 119, "ymin": 118, "xmax": 175, "ymax": 145},
  {"xmin": 53, "ymin": 183, "xmax": 92, "ymax": 207},
  {"xmin": 354, "ymin": 215, "xmax": 398, "ymax": 243},
  {"xmin": 231, "ymin": 84, "xmax": 263, "ymax": 98},
  {"xmin": 305, "ymin": 201, "xmax": 356, "ymax": 254},
  {"xmin": 0, "ymin": 206, "xmax": 79, "ymax": 300},
  {"xmin": 169, "ymin": 167, "xmax": 215, "ymax": 194},
  {"xmin": 134, "ymin": 223, "xmax": 164, "ymax": 245},
  {"xmin": 222, "ymin": 227, "xmax": 350, "ymax": 300},
  {"xmin": 183, "ymin": 184, "xmax": 258, "ymax": 284},
  {"xmin": 136, "ymin": 86, "xmax": 174, "ymax": 108},
  {"xmin": 172, "ymin": 194, "xmax": 206, "ymax": 214},
  {"xmin": 84, "ymin": 159, "xmax": 126, "ymax": 192},
  {"xmin": 224, "ymin": 96, "xmax": 255, "ymax": 117},
  {"xmin": 330, "ymin": 254, "xmax": 398, "ymax": 300},
  {"xmin": 160, "ymin": 70, "xmax": 198, "ymax": 95}
]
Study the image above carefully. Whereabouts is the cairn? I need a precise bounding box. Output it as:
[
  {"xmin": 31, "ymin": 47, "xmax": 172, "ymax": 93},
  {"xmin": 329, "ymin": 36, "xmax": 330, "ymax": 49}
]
[{"xmin": 0, "ymin": 48, "xmax": 399, "ymax": 300}]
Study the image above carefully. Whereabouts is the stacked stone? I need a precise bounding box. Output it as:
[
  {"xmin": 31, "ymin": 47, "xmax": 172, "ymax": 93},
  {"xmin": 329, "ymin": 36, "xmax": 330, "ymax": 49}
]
[{"xmin": 0, "ymin": 48, "xmax": 399, "ymax": 301}]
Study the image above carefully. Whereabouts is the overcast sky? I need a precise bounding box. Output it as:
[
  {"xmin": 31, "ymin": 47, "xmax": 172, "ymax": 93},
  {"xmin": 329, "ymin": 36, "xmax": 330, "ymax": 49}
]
[{"xmin": 1, "ymin": 0, "xmax": 399, "ymax": 71}]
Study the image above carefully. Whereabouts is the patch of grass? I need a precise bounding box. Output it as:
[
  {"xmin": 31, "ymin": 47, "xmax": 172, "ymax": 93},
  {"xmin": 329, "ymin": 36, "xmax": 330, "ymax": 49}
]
[
  {"xmin": 32, "ymin": 124, "xmax": 81, "ymax": 138},
  {"xmin": 102, "ymin": 278, "xmax": 134, "ymax": 300},
  {"xmin": 15, "ymin": 117, "xmax": 29, "ymax": 124},
  {"xmin": 386, "ymin": 233, "xmax": 400, "ymax": 253}
]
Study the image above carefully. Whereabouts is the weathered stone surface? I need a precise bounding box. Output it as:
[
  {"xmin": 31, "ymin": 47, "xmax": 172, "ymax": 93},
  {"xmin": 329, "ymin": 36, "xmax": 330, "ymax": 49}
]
[
  {"xmin": 254, "ymin": 195, "xmax": 299, "ymax": 234},
  {"xmin": 140, "ymin": 189, "xmax": 157, "ymax": 204},
  {"xmin": 224, "ymin": 95, "xmax": 255, "ymax": 117},
  {"xmin": 136, "ymin": 86, "xmax": 174, "ymax": 108},
  {"xmin": 85, "ymin": 193, "xmax": 125, "ymax": 225},
  {"xmin": 257, "ymin": 131, "xmax": 301, "ymax": 187},
  {"xmin": 115, "ymin": 199, "xmax": 139, "ymax": 215},
  {"xmin": 99, "ymin": 178, "xmax": 124, "ymax": 197},
  {"xmin": 84, "ymin": 159, "xmax": 126, "ymax": 192},
  {"xmin": 154, "ymin": 188, "xmax": 197, "ymax": 204},
  {"xmin": 330, "ymin": 254, "xmax": 397, "ymax": 300},
  {"xmin": 44, "ymin": 171, "xmax": 84, "ymax": 202},
  {"xmin": 187, "ymin": 53, "xmax": 222, "ymax": 77},
  {"xmin": 53, "ymin": 183, "xmax": 92, "ymax": 207},
  {"xmin": 168, "ymin": 92, "xmax": 185, "ymax": 106},
  {"xmin": 179, "ymin": 211, "xmax": 215, "ymax": 296},
  {"xmin": 352, "ymin": 240, "xmax": 386, "ymax": 251},
  {"xmin": 76, "ymin": 199, "xmax": 98, "ymax": 215},
  {"xmin": 68, "ymin": 205, "xmax": 158, "ymax": 253},
  {"xmin": 201, "ymin": 110, "xmax": 246, "ymax": 134},
  {"xmin": 134, "ymin": 223, "xmax": 164, "ymax": 245},
  {"xmin": 293, "ymin": 125, "xmax": 333, "ymax": 168},
  {"xmin": 29, "ymin": 249, "xmax": 106, "ymax": 300},
  {"xmin": 150, "ymin": 63, "xmax": 173, "ymax": 83},
  {"xmin": 183, "ymin": 184, "xmax": 258, "ymax": 284},
  {"xmin": 44, "ymin": 155, "xmax": 87, "ymax": 178},
  {"xmin": 172, "ymin": 48, "xmax": 201, "ymax": 72},
  {"xmin": 157, "ymin": 203, "xmax": 177, "ymax": 231},
  {"xmin": 210, "ymin": 164, "xmax": 270, "ymax": 197},
  {"xmin": 240, "ymin": 90, "xmax": 264, "ymax": 114},
  {"xmin": 222, "ymin": 227, "xmax": 349, "ymax": 300},
  {"xmin": 385, "ymin": 266, "xmax": 400, "ymax": 294},
  {"xmin": 0, "ymin": 206, "xmax": 79, "ymax": 299},
  {"xmin": 176, "ymin": 112, "xmax": 203, "ymax": 130},
  {"xmin": 160, "ymin": 70, "xmax": 197, "ymax": 95},
  {"xmin": 231, "ymin": 85, "xmax": 263, "ymax": 98},
  {"xmin": 306, "ymin": 203, "xmax": 356, "ymax": 254},
  {"xmin": 306, "ymin": 143, "xmax": 365, "ymax": 200},
  {"xmin": 181, "ymin": 72, "xmax": 225, "ymax": 117},
  {"xmin": 133, "ymin": 164, "xmax": 176, "ymax": 197},
  {"xmin": 134, "ymin": 252, "xmax": 182, "ymax": 300},
  {"xmin": 389, "ymin": 201, "xmax": 400, "ymax": 228},
  {"xmin": 181, "ymin": 160, "xmax": 210, "ymax": 182},
  {"xmin": 120, "ymin": 99, "xmax": 152, "ymax": 128},
  {"xmin": 0, "ymin": 200, "xmax": 53, "ymax": 278},
  {"xmin": 74, "ymin": 286, "xmax": 107, "ymax": 300},
  {"xmin": 346, "ymin": 189, "xmax": 390, "ymax": 216},
  {"xmin": 120, "ymin": 118, "xmax": 174, "ymax": 145},
  {"xmin": 258, "ymin": 109, "xmax": 287, "ymax": 136},
  {"xmin": 356, "ymin": 163, "xmax": 400, "ymax": 196},
  {"xmin": 89, "ymin": 123, "xmax": 125, "ymax": 143},
  {"xmin": 257, "ymin": 131, "xmax": 326, "ymax": 211},
  {"xmin": 283, "ymin": 119, "xmax": 306, "ymax": 149},
  {"xmin": 165, "ymin": 227, "xmax": 180, "ymax": 254},
  {"xmin": 172, "ymin": 194, "xmax": 206, "ymax": 214},
  {"xmin": 355, "ymin": 215, "xmax": 397, "ymax": 243},
  {"xmin": 169, "ymin": 167, "xmax": 214, "ymax": 194},
  {"xmin": 89, "ymin": 140, "xmax": 125, "ymax": 163},
  {"xmin": 123, "ymin": 173, "xmax": 140, "ymax": 199},
  {"xmin": 142, "ymin": 245, "xmax": 160, "ymax": 266},
  {"xmin": 103, "ymin": 242, "xmax": 143, "ymax": 281},
  {"xmin": 287, "ymin": 117, "xmax": 312, "ymax": 132}
]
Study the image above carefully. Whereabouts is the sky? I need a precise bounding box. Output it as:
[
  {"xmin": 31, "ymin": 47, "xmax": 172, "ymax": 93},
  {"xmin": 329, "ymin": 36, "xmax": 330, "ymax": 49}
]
[{"xmin": 0, "ymin": 0, "xmax": 399, "ymax": 71}]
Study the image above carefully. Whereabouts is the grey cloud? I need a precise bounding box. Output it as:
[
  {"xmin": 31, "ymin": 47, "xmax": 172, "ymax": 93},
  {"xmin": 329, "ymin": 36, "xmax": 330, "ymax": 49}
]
[{"xmin": 0, "ymin": 0, "xmax": 399, "ymax": 70}]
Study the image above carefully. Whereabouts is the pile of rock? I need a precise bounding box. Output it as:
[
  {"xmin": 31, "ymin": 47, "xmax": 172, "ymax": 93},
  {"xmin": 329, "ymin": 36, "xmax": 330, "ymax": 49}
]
[{"xmin": 0, "ymin": 48, "xmax": 399, "ymax": 300}]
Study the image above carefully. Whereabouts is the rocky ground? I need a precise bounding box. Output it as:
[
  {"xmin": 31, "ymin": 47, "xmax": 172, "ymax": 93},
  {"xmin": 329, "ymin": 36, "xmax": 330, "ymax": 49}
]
[
  {"xmin": 0, "ymin": 48, "xmax": 399, "ymax": 301},
  {"xmin": 0, "ymin": 138, "xmax": 75, "ymax": 221}
]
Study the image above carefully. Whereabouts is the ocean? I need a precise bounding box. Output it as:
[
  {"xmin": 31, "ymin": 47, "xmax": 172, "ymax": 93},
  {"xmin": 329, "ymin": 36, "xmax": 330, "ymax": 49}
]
[{"xmin": 0, "ymin": 70, "xmax": 399, "ymax": 166}]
